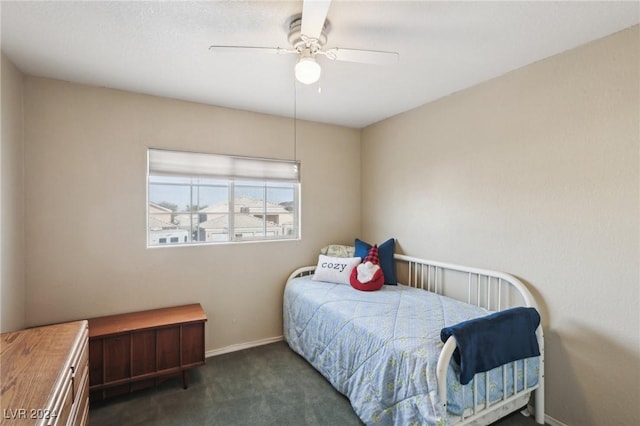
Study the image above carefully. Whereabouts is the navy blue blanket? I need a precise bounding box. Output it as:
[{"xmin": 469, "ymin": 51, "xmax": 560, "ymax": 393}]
[{"xmin": 440, "ymin": 307, "xmax": 541, "ymax": 385}]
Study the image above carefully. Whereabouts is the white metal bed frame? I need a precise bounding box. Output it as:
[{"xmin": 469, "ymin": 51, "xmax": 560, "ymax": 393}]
[{"xmin": 287, "ymin": 253, "xmax": 545, "ymax": 425}]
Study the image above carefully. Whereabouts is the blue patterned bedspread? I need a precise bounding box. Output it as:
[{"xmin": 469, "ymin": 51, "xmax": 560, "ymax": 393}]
[{"xmin": 283, "ymin": 276, "xmax": 539, "ymax": 426}]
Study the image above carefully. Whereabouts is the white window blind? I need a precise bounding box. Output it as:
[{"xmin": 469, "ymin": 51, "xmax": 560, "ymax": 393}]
[{"xmin": 148, "ymin": 148, "xmax": 300, "ymax": 183}]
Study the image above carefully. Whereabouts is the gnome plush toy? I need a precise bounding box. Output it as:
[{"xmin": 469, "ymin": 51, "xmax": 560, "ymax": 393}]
[{"xmin": 350, "ymin": 244, "xmax": 385, "ymax": 291}]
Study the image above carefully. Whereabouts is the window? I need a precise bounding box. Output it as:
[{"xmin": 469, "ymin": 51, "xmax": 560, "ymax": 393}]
[{"xmin": 147, "ymin": 148, "xmax": 300, "ymax": 247}]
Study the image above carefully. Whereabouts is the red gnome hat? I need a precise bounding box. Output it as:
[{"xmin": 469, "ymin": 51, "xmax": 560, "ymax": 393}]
[
  {"xmin": 350, "ymin": 244, "xmax": 385, "ymax": 291},
  {"xmin": 363, "ymin": 244, "xmax": 380, "ymax": 265}
]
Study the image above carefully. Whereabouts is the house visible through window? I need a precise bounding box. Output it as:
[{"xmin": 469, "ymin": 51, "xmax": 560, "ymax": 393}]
[{"xmin": 147, "ymin": 148, "xmax": 300, "ymax": 247}]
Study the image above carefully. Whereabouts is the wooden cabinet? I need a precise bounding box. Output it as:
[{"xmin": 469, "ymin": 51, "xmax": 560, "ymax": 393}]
[
  {"xmin": 0, "ymin": 321, "xmax": 89, "ymax": 426},
  {"xmin": 87, "ymin": 304, "xmax": 207, "ymax": 402}
]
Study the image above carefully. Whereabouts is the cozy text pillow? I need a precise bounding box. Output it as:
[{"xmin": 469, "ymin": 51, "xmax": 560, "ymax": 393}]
[
  {"xmin": 312, "ymin": 255, "xmax": 362, "ymax": 285},
  {"xmin": 354, "ymin": 238, "xmax": 397, "ymax": 285}
]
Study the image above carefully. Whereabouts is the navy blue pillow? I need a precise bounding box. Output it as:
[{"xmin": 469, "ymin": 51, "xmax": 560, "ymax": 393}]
[{"xmin": 354, "ymin": 238, "xmax": 397, "ymax": 285}]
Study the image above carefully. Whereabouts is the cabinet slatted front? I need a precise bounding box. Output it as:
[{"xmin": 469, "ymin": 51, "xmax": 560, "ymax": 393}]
[{"xmin": 87, "ymin": 304, "xmax": 207, "ymax": 402}]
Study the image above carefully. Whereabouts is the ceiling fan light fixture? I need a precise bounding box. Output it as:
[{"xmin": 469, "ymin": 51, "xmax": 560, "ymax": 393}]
[{"xmin": 295, "ymin": 56, "xmax": 321, "ymax": 85}]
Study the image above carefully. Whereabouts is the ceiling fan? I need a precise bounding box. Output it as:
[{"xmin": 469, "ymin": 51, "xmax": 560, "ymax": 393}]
[{"xmin": 208, "ymin": 0, "xmax": 399, "ymax": 85}]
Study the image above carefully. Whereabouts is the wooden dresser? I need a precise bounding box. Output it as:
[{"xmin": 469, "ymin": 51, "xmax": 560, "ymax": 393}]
[
  {"xmin": 87, "ymin": 303, "xmax": 207, "ymax": 402},
  {"xmin": 0, "ymin": 321, "xmax": 89, "ymax": 426}
]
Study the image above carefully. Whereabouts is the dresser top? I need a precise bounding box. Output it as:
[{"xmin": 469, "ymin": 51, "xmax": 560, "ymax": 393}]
[
  {"xmin": 87, "ymin": 303, "xmax": 207, "ymax": 337},
  {"xmin": 0, "ymin": 320, "xmax": 88, "ymax": 417}
]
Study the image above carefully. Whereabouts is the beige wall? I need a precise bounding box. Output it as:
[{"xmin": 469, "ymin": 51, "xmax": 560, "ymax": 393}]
[
  {"xmin": 22, "ymin": 77, "xmax": 361, "ymax": 350},
  {"xmin": 362, "ymin": 26, "xmax": 639, "ymax": 425},
  {"xmin": 1, "ymin": 53, "xmax": 26, "ymax": 332}
]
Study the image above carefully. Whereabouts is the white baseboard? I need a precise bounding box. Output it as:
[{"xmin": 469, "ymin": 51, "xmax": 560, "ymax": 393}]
[
  {"xmin": 205, "ymin": 335, "xmax": 284, "ymax": 358},
  {"xmin": 544, "ymin": 414, "xmax": 568, "ymax": 426},
  {"xmin": 525, "ymin": 405, "xmax": 568, "ymax": 426}
]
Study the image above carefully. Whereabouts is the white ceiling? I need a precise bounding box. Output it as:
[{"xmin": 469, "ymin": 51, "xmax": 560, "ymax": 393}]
[{"xmin": 2, "ymin": 1, "xmax": 638, "ymax": 128}]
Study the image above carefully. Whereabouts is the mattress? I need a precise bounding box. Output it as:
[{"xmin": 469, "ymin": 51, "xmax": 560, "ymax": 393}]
[{"xmin": 283, "ymin": 275, "xmax": 539, "ymax": 426}]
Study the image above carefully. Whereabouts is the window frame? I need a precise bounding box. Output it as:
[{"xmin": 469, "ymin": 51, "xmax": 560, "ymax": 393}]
[{"xmin": 146, "ymin": 148, "xmax": 301, "ymax": 248}]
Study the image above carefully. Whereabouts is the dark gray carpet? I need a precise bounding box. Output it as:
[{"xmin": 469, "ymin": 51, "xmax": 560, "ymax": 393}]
[{"xmin": 89, "ymin": 341, "xmax": 543, "ymax": 426}]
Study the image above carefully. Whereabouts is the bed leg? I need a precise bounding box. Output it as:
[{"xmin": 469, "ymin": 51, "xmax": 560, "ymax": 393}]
[
  {"xmin": 535, "ymin": 389, "xmax": 544, "ymax": 425},
  {"xmin": 534, "ymin": 382, "xmax": 545, "ymax": 424},
  {"xmin": 534, "ymin": 325, "xmax": 545, "ymax": 424}
]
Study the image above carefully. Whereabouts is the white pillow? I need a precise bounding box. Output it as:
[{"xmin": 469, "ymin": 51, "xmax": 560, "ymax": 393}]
[{"xmin": 312, "ymin": 255, "xmax": 362, "ymax": 285}]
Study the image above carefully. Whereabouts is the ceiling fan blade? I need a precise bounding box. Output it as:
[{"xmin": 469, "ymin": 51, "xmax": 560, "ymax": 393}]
[
  {"xmin": 208, "ymin": 45, "xmax": 294, "ymax": 55},
  {"xmin": 301, "ymin": 0, "xmax": 332, "ymax": 39},
  {"xmin": 324, "ymin": 48, "xmax": 399, "ymax": 65}
]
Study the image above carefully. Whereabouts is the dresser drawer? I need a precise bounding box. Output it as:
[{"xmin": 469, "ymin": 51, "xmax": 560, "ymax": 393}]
[
  {"xmin": 72, "ymin": 338, "xmax": 89, "ymax": 401},
  {"xmin": 48, "ymin": 372, "xmax": 73, "ymax": 426},
  {"xmin": 71, "ymin": 367, "xmax": 90, "ymax": 426}
]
